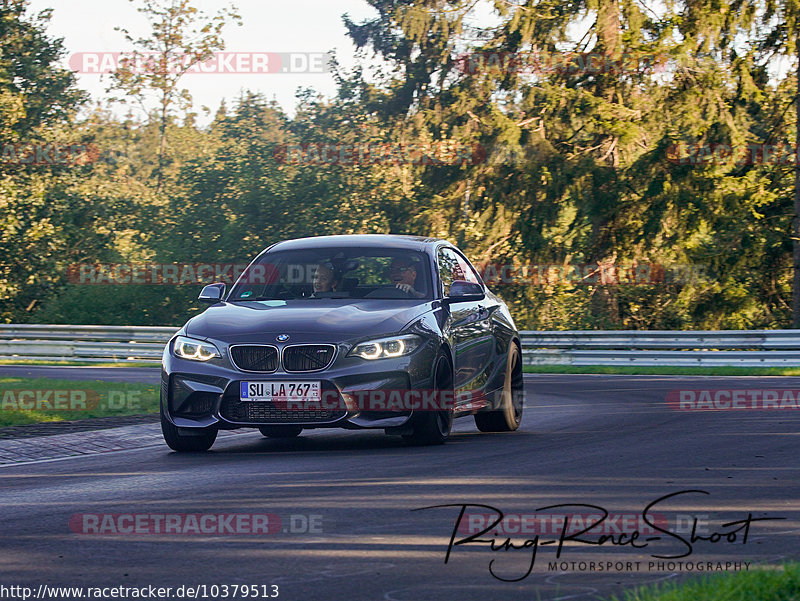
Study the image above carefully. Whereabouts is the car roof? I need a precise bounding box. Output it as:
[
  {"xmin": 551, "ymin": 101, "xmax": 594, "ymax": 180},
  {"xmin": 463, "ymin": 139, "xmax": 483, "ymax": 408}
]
[{"xmin": 268, "ymin": 234, "xmax": 448, "ymax": 252}]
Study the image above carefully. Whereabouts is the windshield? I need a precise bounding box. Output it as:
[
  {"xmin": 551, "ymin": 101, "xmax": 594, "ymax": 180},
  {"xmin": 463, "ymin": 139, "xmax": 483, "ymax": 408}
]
[{"xmin": 229, "ymin": 247, "xmax": 434, "ymax": 301}]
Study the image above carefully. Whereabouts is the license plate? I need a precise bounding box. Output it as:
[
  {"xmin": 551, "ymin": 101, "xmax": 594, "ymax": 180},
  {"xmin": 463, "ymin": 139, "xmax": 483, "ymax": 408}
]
[{"xmin": 240, "ymin": 381, "xmax": 321, "ymax": 403}]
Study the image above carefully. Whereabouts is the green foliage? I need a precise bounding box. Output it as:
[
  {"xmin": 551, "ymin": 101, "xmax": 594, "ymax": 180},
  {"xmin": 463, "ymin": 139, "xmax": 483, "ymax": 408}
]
[
  {"xmin": 0, "ymin": 377, "xmax": 158, "ymax": 426},
  {"xmin": 609, "ymin": 563, "xmax": 800, "ymax": 601},
  {"xmin": 1, "ymin": 0, "xmax": 798, "ymax": 330},
  {"xmin": 0, "ymin": 0, "xmax": 89, "ymax": 321}
]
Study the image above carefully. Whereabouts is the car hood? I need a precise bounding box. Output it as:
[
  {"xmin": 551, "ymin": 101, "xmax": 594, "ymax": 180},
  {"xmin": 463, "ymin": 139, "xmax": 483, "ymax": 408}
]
[{"xmin": 185, "ymin": 299, "xmax": 435, "ymax": 343}]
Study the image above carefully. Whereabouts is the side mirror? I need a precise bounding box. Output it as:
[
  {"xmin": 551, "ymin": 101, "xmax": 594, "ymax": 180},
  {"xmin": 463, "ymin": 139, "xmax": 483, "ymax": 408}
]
[
  {"xmin": 446, "ymin": 280, "xmax": 485, "ymax": 303},
  {"xmin": 198, "ymin": 283, "xmax": 226, "ymax": 304}
]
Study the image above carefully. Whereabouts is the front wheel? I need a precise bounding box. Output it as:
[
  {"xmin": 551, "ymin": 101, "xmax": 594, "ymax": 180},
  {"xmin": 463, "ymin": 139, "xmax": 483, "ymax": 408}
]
[
  {"xmin": 402, "ymin": 353, "xmax": 454, "ymax": 445},
  {"xmin": 161, "ymin": 409, "xmax": 218, "ymax": 452},
  {"xmin": 475, "ymin": 342, "xmax": 523, "ymax": 432}
]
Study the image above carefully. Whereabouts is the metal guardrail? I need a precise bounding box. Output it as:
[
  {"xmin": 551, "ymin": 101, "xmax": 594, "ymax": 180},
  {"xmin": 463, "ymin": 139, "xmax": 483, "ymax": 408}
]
[
  {"xmin": 0, "ymin": 325, "xmax": 177, "ymax": 363},
  {"xmin": 1, "ymin": 325, "xmax": 799, "ymax": 367},
  {"xmin": 520, "ymin": 329, "xmax": 800, "ymax": 367}
]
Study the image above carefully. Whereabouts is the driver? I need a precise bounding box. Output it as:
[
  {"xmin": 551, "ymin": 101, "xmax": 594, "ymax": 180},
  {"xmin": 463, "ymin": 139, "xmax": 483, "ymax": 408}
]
[{"xmin": 388, "ymin": 257, "xmax": 425, "ymax": 299}]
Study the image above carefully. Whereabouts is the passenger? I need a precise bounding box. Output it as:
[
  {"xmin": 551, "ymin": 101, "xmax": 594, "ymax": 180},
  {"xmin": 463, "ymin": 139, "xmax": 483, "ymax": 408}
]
[{"xmin": 312, "ymin": 263, "xmax": 341, "ymax": 295}]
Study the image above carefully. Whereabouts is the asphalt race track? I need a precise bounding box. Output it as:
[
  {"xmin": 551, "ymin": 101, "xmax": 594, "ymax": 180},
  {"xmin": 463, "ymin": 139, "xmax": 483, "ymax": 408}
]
[{"xmin": 0, "ymin": 372, "xmax": 798, "ymax": 601}]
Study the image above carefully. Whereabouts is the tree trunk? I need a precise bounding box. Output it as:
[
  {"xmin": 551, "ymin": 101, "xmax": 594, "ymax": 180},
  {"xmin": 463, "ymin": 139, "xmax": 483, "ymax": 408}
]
[
  {"xmin": 156, "ymin": 95, "xmax": 168, "ymax": 194},
  {"xmin": 589, "ymin": 0, "xmax": 623, "ymax": 326},
  {"xmin": 595, "ymin": 0, "xmax": 621, "ymax": 103},
  {"xmin": 793, "ymin": 52, "xmax": 800, "ymax": 327}
]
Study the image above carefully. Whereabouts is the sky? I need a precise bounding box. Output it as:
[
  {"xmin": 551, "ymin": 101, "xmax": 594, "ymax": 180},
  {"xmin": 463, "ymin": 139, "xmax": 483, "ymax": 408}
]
[
  {"xmin": 31, "ymin": 0, "xmax": 787, "ymax": 125},
  {"xmin": 28, "ymin": 0, "xmax": 382, "ymax": 121}
]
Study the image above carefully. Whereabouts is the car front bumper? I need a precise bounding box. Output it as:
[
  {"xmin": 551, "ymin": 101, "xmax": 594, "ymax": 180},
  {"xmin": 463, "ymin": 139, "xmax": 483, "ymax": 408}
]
[{"xmin": 161, "ymin": 336, "xmax": 439, "ymax": 431}]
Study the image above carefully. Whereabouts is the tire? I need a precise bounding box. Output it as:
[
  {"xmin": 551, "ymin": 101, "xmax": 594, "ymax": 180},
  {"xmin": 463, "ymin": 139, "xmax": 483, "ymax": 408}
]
[
  {"xmin": 475, "ymin": 342, "xmax": 524, "ymax": 432},
  {"xmin": 402, "ymin": 352, "xmax": 454, "ymax": 445},
  {"xmin": 259, "ymin": 425, "xmax": 303, "ymax": 438},
  {"xmin": 161, "ymin": 408, "xmax": 218, "ymax": 452}
]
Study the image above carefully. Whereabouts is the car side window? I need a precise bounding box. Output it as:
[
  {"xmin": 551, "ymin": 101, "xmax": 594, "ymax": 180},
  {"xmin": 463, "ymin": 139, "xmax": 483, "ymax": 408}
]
[
  {"xmin": 453, "ymin": 251, "xmax": 482, "ymax": 286},
  {"xmin": 438, "ymin": 247, "xmax": 481, "ymax": 296},
  {"xmin": 437, "ymin": 248, "xmax": 458, "ymax": 297}
]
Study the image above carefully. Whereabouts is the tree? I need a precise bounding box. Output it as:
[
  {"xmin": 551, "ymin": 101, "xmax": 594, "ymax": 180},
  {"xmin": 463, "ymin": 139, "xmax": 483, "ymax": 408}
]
[
  {"xmin": 0, "ymin": 0, "xmax": 85, "ymax": 144},
  {"xmin": 0, "ymin": 0, "xmax": 89, "ymax": 321},
  {"xmin": 108, "ymin": 0, "xmax": 241, "ymax": 193},
  {"xmin": 756, "ymin": 0, "xmax": 800, "ymax": 325}
]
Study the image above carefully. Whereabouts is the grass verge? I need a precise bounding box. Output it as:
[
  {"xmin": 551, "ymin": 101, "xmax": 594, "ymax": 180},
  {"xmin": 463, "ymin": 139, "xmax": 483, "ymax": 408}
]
[
  {"xmin": 523, "ymin": 365, "xmax": 800, "ymax": 376},
  {"xmin": 0, "ymin": 360, "xmax": 159, "ymax": 367},
  {"xmin": 0, "ymin": 377, "xmax": 159, "ymax": 427},
  {"xmin": 609, "ymin": 563, "xmax": 800, "ymax": 601}
]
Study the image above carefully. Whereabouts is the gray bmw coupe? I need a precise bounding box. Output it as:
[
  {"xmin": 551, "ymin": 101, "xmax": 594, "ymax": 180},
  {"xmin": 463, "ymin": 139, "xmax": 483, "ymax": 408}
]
[{"xmin": 160, "ymin": 234, "xmax": 523, "ymax": 451}]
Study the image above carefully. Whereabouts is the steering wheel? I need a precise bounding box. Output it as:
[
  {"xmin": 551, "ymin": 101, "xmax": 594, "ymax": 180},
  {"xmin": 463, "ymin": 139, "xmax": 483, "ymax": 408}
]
[{"xmin": 365, "ymin": 285, "xmax": 415, "ymax": 299}]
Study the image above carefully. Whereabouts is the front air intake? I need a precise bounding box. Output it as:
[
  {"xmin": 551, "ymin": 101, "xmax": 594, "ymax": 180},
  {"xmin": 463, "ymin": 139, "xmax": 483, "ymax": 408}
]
[
  {"xmin": 230, "ymin": 345, "xmax": 279, "ymax": 372},
  {"xmin": 282, "ymin": 345, "xmax": 336, "ymax": 372}
]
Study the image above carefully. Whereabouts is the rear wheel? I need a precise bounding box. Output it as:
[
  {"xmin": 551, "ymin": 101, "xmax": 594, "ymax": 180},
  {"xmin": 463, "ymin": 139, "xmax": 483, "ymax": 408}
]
[
  {"xmin": 403, "ymin": 353, "xmax": 454, "ymax": 445},
  {"xmin": 259, "ymin": 425, "xmax": 303, "ymax": 438},
  {"xmin": 161, "ymin": 408, "xmax": 218, "ymax": 452},
  {"xmin": 475, "ymin": 342, "xmax": 523, "ymax": 432}
]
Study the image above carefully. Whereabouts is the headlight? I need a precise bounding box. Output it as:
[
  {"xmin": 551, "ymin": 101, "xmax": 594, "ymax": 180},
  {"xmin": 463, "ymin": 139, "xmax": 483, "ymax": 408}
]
[
  {"xmin": 348, "ymin": 334, "xmax": 422, "ymax": 360},
  {"xmin": 172, "ymin": 336, "xmax": 220, "ymax": 362}
]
